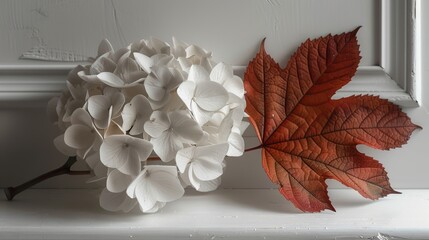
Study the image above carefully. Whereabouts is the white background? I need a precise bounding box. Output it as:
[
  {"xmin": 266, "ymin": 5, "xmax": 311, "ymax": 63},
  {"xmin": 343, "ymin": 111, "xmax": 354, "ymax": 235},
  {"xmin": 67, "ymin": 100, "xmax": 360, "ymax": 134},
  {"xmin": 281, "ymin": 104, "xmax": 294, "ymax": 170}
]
[{"xmin": 0, "ymin": 0, "xmax": 428, "ymax": 191}]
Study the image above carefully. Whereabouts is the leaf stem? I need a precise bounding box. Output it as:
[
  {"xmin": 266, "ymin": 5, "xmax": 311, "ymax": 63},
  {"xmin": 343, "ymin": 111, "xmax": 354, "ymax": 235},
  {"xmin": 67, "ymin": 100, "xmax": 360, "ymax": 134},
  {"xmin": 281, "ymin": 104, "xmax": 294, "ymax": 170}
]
[
  {"xmin": 4, "ymin": 156, "xmax": 90, "ymax": 201},
  {"xmin": 244, "ymin": 144, "xmax": 263, "ymax": 152}
]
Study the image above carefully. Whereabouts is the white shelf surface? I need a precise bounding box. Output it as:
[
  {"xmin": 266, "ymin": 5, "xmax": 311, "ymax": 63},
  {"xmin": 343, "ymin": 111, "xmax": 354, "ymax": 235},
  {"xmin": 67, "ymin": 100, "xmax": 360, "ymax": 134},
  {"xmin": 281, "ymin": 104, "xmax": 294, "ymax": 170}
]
[{"xmin": 0, "ymin": 189, "xmax": 428, "ymax": 240}]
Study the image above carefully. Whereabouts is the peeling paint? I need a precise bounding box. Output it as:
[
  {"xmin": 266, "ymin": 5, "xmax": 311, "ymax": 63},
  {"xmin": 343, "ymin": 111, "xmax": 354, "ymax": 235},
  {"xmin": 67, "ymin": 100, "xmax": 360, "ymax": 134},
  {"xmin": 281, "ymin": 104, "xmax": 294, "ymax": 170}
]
[
  {"xmin": 16, "ymin": 9, "xmax": 88, "ymax": 62},
  {"xmin": 20, "ymin": 45, "xmax": 89, "ymax": 62}
]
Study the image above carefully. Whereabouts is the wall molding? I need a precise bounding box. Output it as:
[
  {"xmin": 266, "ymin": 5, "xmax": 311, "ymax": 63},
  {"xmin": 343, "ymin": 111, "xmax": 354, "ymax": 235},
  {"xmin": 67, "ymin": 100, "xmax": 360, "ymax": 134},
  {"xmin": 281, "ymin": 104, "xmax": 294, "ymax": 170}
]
[
  {"xmin": 0, "ymin": 65, "xmax": 70, "ymax": 107},
  {"xmin": 381, "ymin": 0, "xmax": 419, "ymax": 105},
  {"xmin": 0, "ymin": 65, "xmax": 418, "ymax": 108},
  {"xmin": 0, "ymin": 0, "xmax": 420, "ymax": 108}
]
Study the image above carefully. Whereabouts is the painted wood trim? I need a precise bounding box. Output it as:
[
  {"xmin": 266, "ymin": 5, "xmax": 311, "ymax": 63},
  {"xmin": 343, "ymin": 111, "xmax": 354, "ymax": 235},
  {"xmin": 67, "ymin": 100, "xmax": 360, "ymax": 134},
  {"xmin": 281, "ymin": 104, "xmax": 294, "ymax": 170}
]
[
  {"xmin": 1, "ymin": 189, "xmax": 428, "ymax": 239},
  {"xmin": 0, "ymin": 65, "xmax": 418, "ymax": 107},
  {"xmin": 0, "ymin": 1, "xmax": 419, "ymax": 108},
  {"xmin": 381, "ymin": 0, "xmax": 419, "ymax": 105}
]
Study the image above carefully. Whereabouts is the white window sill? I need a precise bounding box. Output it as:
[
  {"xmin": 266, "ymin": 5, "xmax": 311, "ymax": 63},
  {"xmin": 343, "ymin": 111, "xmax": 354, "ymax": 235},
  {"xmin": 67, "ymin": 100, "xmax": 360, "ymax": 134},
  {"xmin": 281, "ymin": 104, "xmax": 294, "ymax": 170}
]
[{"xmin": 0, "ymin": 189, "xmax": 428, "ymax": 240}]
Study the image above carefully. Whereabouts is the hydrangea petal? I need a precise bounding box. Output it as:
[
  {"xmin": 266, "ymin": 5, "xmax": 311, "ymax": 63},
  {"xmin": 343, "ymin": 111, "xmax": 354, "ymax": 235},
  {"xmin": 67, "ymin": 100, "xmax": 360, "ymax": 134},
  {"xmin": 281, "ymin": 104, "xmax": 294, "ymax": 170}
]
[
  {"xmin": 197, "ymin": 177, "xmax": 221, "ymax": 192},
  {"xmin": 169, "ymin": 111, "xmax": 203, "ymax": 142},
  {"xmin": 53, "ymin": 134, "xmax": 76, "ymax": 156},
  {"xmin": 122, "ymin": 95, "xmax": 152, "ymax": 135},
  {"xmin": 71, "ymin": 108, "xmax": 93, "ymax": 127},
  {"xmin": 66, "ymin": 81, "xmax": 85, "ymax": 101},
  {"xmin": 152, "ymin": 66, "xmax": 172, "ymax": 85},
  {"xmin": 100, "ymin": 135, "xmax": 142, "ymax": 176},
  {"xmin": 144, "ymin": 111, "xmax": 170, "ymax": 138},
  {"xmin": 118, "ymin": 57, "xmax": 139, "ymax": 76},
  {"xmin": 151, "ymin": 54, "xmax": 173, "ymax": 66},
  {"xmin": 172, "ymin": 47, "xmax": 185, "ymax": 59},
  {"xmin": 146, "ymin": 166, "xmax": 184, "ymax": 202},
  {"xmin": 188, "ymin": 65, "xmax": 210, "ymax": 84},
  {"xmin": 132, "ymin": 173, "xmax": 157, "ymax": 212},
  {"xmin": 90, "ymin": 53, "xmax": 116, "ymax": 74},
  {"xmin": 128, "ymin": 137, "xmax": 153, "ymax": 162},
  {"xmin": 97, "ymin": 39, "xmax": 113, "ymax": 56},
  {"xmin": 224, "ymin": 76, "xmax": 245, "ymax": 98},
  {"xmin": 122, "ymin": 108, "xmax": 137, "ymax": 132},
  {"xmin": 95, "ymin": 118, "xmax": 110, "ymax": 131},
  {"xmin": 227, "ymin": 132, "xmax": 245, "ymax": 157},
  {"xmin": 107, "ymin": 169, "xmax": 134, "ymax": 193},
  {"xmin": 99, "ymin": 188, "xmax": 136, "ymax": 213},
  {"xmin": 111, "ymin": 92, "xmax": 125, "ymax": 116},
  {"xmin": 99, "ymin": 57, "xmax": 117, "ymax": 75},
  {"xmin": 104, "ymin": 120, "xmax": 125, "ymax": 138},
  {"xmin": 150, "ymin": 37, "xmax": 170, "ymax": 54},
  {"xmin": 169, "ymin": 68, "xmax": 185, "ymax": 89},
  {"xmin": 176, "ymin": 146, "xmax": 196, "ymax": 173},
  {"xmin": 67, "ymin": 65, "xmax": 85, "ymax": 85},
  {"xmin": 176, "ymin": 81, "xmax": 196, "ymax": 110},
  {"xmin": 126, "ymin": 171, "xmax": 141, "ymax": 198},
  {"xmin": 151, "ymin": 131, "xmax": 183, "ymax": 162},
  {"xmin": 113, "ymin": 48, "xmax": 130, "ymax": 63},
  {"xmin": 78, "ymin": 71, "xmax": 101, "ymax": 84},
  {"xmin": 86, "ymin": 152, "xmax": 107, "ymax": 180},
  {"xmin": 194, "ymin": 81, "xmax": 228, "ymax": 111},
  {"xmin": 145, "ymin": 74, "xmax": 167, "ymax": 101},
  {"xmin": 188, "ymin": 165, "xmax": 200, "ymax": 190},
  {"xmin": 122, "ymin": 84, "xmax": 146, "ymax": 103},
  {"xmin": 97, "ymin": 72, "xmax": 125, "ymax": 88},
  {"xmin": 179, "ymin": 166, "xmax": 191, "ymax": 187},
  {"xmin": 88, "ymin": 95, "xmax": 110, "ymax": 120},
  {"xmin": 191, "ymin": 101, "xmax": 213, "ymax": 125},
  {"xmin": 117, "ymin": 149, "xmax": 140, "ymax": 176},
  {"xmin": 64, "ymin": 125, "xmax": 94, "ymax": 149},
  {"xmin": 145, "ymin": 202, "xmax": 166, "ymax": 213},
  {"xmin": 178, "ymin": 57, "xmax": 191, "ymax": 72},
  {"xmin": 210, "ymin": 62, "xmax": 233, "ymax": 85},
  {"xmin": 192, "ymin": 144, "xmax": 228, "ymax": 181},
  {"xmin": 134, "ymin": 52, "xmax": 153, "ymax": 74},
  {"xmin": 147, "ymin": 93, "xmax": 171, "ymax": 110},
  {"xmin": 186, "ymin": 45, "xmax": 207, "ymax": 58}
]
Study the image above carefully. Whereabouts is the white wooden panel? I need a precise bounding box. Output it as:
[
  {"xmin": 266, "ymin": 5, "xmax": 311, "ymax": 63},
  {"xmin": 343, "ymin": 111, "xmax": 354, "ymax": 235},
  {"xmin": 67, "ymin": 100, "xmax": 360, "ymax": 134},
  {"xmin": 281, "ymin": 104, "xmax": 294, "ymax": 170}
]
[
  {"xmin": 0, "ymin": 0, "xmax": 427, "ymax": 191},
  {"xmin": 1, "ymin": 189, "xmax": 428, "ymax": 239},
  {"xmin": 0, "ymin": 0, "xmax": 379, "ymax": 67},
  {"xmin": 0, "ymin": 1, "xmax": 427, "ymax": 238}
]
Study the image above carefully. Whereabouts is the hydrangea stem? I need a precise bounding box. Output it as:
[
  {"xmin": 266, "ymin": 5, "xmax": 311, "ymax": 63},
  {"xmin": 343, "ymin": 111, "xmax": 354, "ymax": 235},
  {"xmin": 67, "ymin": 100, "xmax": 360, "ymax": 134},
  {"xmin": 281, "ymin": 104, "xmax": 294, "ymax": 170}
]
[
  {"xmin": 4, "ymin": 156, "xmax": 90, "ymax": 201},
  {"xmin": 5, "ymin": 145, "xmax": 263, "ymax": 200}
]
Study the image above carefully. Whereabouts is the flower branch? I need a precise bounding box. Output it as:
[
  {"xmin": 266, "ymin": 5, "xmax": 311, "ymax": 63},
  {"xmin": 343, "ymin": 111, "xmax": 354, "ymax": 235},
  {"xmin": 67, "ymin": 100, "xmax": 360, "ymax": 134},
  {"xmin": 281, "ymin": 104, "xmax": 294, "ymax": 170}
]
[{"xmin": 4, "ymin": 156, "xmax": 90, "ymax": 201}]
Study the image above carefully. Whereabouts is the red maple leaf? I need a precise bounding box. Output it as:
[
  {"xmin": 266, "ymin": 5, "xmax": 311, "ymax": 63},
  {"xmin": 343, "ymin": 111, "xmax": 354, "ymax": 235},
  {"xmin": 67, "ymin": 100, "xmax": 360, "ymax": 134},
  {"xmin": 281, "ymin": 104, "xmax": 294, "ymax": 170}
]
[{"xmin": 244, "ymin": 28, "xmax": 419, "ymax": 212}]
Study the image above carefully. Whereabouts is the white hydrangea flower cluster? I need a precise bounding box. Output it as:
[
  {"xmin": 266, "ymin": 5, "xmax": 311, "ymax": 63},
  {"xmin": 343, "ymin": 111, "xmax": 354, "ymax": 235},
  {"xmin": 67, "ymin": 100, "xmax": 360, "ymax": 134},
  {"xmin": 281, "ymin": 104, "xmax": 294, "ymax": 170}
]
[{"xmin": 48, "ymin": 38, "xmax": 248, "ymax": 213}]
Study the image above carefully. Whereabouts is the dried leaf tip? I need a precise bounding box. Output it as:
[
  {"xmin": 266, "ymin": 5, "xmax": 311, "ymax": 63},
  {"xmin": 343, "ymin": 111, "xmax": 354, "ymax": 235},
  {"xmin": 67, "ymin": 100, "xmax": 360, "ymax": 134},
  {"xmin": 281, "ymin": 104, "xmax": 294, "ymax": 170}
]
[
  {"xmin": 352, "ymin": 26, "xmax": 362, "ymax": 36},
  {"xmin": 259, "ymin": 38, "xmax": 267, "ymax": 53}
]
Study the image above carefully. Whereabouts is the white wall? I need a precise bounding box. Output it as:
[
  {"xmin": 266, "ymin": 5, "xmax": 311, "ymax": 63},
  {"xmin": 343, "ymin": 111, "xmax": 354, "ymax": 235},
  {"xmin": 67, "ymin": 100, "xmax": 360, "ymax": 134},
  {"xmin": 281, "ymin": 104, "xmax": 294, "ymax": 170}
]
[
  {"xmin": 0, "ymin": 0, "xmax": 379, "ymax": 67},
  {"xmin": 0, "ymin": 0, "xmax": 428, "ymax": 190}
]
